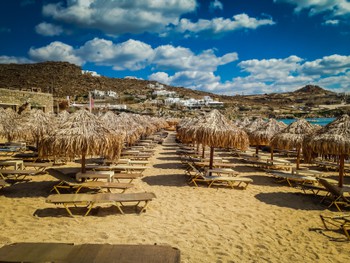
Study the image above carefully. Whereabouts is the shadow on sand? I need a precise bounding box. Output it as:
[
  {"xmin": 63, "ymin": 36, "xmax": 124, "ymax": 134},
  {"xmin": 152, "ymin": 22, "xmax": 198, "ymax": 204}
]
[
  {"xmin": 142, "ymin": 174, "xmax": 187, "ymax": 187},
  {"xmin": 255, "ymin": 192, "xmax": 327, "ymax": 211},
  {"xmin": 34, "ymin": 205, "xmax": 141, "ymax": 218}
]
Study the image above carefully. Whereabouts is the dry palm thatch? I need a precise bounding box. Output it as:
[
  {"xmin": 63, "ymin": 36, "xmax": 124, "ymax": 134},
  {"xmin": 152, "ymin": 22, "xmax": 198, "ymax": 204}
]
[
  {"xmin": 249, "ymin": 119, "xmax": 287, "ymax": 155},
  {"xmin": 100, "ymin": 111, "xmax": 139, "ymax": 146},
  {"xmin": 234, "ymin": 117, "xmax": 251, "ymax": 129},
  {"xmin": 20, "ymin": 109, "xmax": 56, "ymax": 147},
  {"xmin": 185, "ymin": 110, "xmax": 249, "ymax": 170},
  {"xmin": 270, "ymin": 118, "xmax": 316, "ymax": 169},
  {"xmin": 303, "ymin": 114, "xmax": 350, "ymax": 187},
  {"xmin": 39, "ymin": 109, "xmax": 124, "ymax": 173},
  {"xmin": 244, "ymin": 117, "xmax": 266, "ymax": 134},
  {"xmin": 0, "ymin": 108, "xmax": 23, "ymax": 142},
  {"xmin": 115, "ymin": 113, "xmax": 145, "ymax": 145},
  {"xmin": 177, "ymin": 116, "xmax": 203, "ymax": 144}
]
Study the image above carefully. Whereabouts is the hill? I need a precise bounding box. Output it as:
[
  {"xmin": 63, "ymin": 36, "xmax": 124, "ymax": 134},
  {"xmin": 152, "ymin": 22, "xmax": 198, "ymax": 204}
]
[{"xmin": 0, "ymin": 61, "xmax": 348, "ymax": 118}]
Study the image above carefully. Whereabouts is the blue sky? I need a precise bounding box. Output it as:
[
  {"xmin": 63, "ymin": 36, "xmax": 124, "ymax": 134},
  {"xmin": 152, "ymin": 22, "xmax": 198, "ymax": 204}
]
[{"xmin": 1, "ymin": 0, "xmax": 350, "ymax": 95}]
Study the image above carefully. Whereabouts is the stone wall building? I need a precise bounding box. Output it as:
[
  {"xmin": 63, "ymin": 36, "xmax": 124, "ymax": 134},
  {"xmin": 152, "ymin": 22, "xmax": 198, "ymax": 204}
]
[{"xmin": 0, "ymin": 88, "xmax": 53, "ymax": 112}]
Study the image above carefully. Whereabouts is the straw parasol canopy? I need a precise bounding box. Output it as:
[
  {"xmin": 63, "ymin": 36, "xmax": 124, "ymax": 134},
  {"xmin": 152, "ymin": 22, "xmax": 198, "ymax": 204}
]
[
  {"xmin": 0, "ymin": 108, "xmax": 23, "ymax": 142},
  {"xmin": 248, "ymin": 118, "xmax": 287, "ymax": 155},
  {"xmin": 270, "ymin": 118, "xmax": 316, "ymax": 169},
  {"xmin": 20, "ymin": 109, "xmax": 56, "ymax": 147},
  {"xmin": 184, "ymin": 110, "xmax": 249, "ymax": 170},
  {"xmin": 234, "ymin": 117, "xmax": 250, "ymax": 129},
  {"xmin": 303, "ymin": 114, "xmax": 350, "ymax": 187},
  {"xmin": 39, "ymin": 109, "xmax": 124, "ymax": 173}
]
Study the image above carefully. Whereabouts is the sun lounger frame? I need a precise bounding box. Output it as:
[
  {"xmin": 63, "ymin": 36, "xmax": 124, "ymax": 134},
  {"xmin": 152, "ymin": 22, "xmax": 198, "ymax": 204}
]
[{"xmin": 46, "ymin": 192, "xmax": 157, "ymax": 217}]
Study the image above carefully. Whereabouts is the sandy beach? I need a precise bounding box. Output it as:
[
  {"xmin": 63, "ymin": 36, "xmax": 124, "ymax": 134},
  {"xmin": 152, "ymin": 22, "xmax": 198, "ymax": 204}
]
[{"xmin": 0, "ymin": 131, "xmax": 350, "ymax": 262}]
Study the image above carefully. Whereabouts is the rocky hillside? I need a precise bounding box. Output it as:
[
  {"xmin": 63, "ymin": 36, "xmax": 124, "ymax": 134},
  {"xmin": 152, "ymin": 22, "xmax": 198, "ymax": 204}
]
[
  {"xmin": 0, "ymin": 61, "xmax": 216, "ymax": 99},
  {"xmin": 0, "ymin": 61, "xmax": 348, "ymax": 118}
]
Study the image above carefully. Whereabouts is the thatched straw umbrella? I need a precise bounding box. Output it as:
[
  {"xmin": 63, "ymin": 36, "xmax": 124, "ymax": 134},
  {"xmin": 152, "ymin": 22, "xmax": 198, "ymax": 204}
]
[
  {"xmin": 234, "ymin": 117, "xmax": 250, "ymax": 129},
  {"xmin": 244, "ymin": 117, "xmax": 266, "ymax": 134},
  {"xmin": 303, "ymin": 114, "xmax": 350, "ymax": 187},
  {"xmin": 100, "ymin": 111, "xmax": 141, "ymax": 146},
  {"xmin": 270, "ymin": 118, "xmax": 316, "ymax": 169},
  {"xmin": 0, "ymin": 108, "xmax": 23, "ymax": 142},
  {"xmin": 248, "ymin": 118, "xmax": 287, "ymax": 155},
  {"xmin": 20, "ymin": 109, "xmax": 56, "ymax": 148},
  {"xmin": 39, "ymin": 109, "xmax": 124, "ymax": 173},
  {"xmin": 185, "ymin": 110, "xmax": 249, "ymax": 171}
]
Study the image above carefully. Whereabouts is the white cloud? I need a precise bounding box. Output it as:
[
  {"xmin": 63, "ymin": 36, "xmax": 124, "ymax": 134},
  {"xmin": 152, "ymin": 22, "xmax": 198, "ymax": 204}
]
[
  {"xmin": 35, "ymin": 22, "xmax": 63, "ymax": 36},
  {"xmin": 238, "ymin": 55, "xmax": 303, "ymax": 81},
  {"xmin": 77, "ymin": 38, "xmax": 154, "ymax": 70},
  {"xmin": 174, "ymin": 13, "xmax": 275, "ymax": 36},
  {"xmin": 209, "ymin": 0, "xmax": 223, "ymax": 12},
  {"xmin": 323, "ymin": 19, "xmax": 340, "ymax": 25},
  {"xmin": 149, "ymin": 54, "xmax": 350, "ymax": 95},
  {"xmin": 152, "ymin": 45, "xmax": 238, "ymax": 71},
  {"xmin": 42, "ymin": 0, "xmax": 197, "ymax": 36},
  {"xmin": 300, "ymin": 54, "xmax": 350, "ymax": 76},
  {"xmin": 0, "ymin": 55, "xmax": 32, "ymax": 64},
  {"xmin": 28, "ymin": 41, "xmax": 84, "ymax": 65},
  {"xmin": 275, "ymin": 0, "xmax": 350, "ymax": 17}
]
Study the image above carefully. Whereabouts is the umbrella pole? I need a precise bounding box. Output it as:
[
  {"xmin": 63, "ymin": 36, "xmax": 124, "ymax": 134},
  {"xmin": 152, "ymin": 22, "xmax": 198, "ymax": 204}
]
[
  {"xmin": 81, "ymin": 152, "xmax": 86, "ymax": 174},
  {"xmin": 255, "ymin": 145, "xmax": 259, "ymax": 155},
  {"xmin": 209, "ymin": 146, "xmax": 214, "ymax": 176},
  {"xmin": 296, "ymin": 147, "xmax": 301, "ymax": 170},
  {"xmin": 270, "ymin": 147, "xmax": 274, "ymax": 160},
  {"xmin": 202, "ymin": 145, "xmax": 205, "ymax": 159},
  {"xmin": 339, "ymin": 154, "xmax": 345, "ymax": 188}
]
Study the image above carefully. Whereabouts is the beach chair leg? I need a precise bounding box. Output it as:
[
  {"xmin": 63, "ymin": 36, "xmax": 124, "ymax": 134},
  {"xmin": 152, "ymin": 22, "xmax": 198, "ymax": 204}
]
[
  {"xmin": 63, "ymin": 204, "xmax": 75, "ymax": 217},
  {"xmin": 84, "ymin": 202, "xmax": 95, "ymax": 216},
  {"xmin": 139, "ymin": 201, "xmax": 150, "ymax": 214},
  {"xmin": 114, "ymin": 202, "xmax": 125, "ymax": 214}
]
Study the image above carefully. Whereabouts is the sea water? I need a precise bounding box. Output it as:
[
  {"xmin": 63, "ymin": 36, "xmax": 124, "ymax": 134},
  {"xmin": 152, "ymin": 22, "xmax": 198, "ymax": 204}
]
[{"xmin": 278, "ymin": 117, "xmax": 335, "ymax": 126}]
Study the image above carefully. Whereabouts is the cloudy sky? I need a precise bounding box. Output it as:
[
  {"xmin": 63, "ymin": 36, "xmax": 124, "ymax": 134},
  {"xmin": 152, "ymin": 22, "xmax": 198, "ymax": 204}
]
[{"xmin": 1, "ymin": 0, "xmax": 350, "ymax": 95}]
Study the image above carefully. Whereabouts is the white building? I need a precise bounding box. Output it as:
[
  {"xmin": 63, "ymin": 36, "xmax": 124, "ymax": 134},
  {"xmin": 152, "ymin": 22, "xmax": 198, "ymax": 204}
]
[
  {"xmin": 82, "ymin": 70, "xmax": 100, "ymax": 77},
  {"xmin": 153, "ymin": 89, "xmax": 176, "ymax": 97},
  {"xmin": 91, "ymin": 89, "xmax": 105, "ymax": 97},
  {"xmin": 106, "ymin": 90, "xmax": 118, "ymax": 98}
]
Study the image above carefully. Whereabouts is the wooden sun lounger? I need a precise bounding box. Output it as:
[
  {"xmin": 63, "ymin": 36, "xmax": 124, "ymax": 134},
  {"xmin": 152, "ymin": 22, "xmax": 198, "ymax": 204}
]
[
  {"xmin": 46, "ymin": 192, "xmax": 157, "ymax": 216},
  {"xmin": 268, "ymin": 171, "xmax": 317, "ymax": 187},
  {"xmin": 53, "ymin": 181, "xmax": 133, "ymax": 194},
  {"xmin": 24, "ymin": 162, "xmax": 53, "ymax": 172},
  {"xmin": 113, "ymin": 173, "xmax": 143, "ymax": 183},
  {"xmin": 0, "ymin": 159, "xmax": 24, "ymax": 170},
  {"xmin": 319, "ymin": 179, "xmax": 350, "ymax": 212},
  {"xmin": 76, "ymin": 171, "xmax": 114, "ymax": 182},
  {"xmin": 0, "ymin": 243, "xmax": 180, "ymax": 263},
  {"xmin": 187, "ymin": 163, "xmax": 252, "ymax": 189},
  {"xmin": 320, "ymin": 214, "xmax": 350, "ymax": 240},
  {"xmin": 0, "ymin": 169, "xmax": 41, "ymax": 180}
]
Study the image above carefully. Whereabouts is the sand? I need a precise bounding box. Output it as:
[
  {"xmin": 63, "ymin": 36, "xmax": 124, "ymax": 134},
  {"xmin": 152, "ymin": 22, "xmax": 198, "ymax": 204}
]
[{"xmin": 0, "ymin": 132, "xmax": 350, "ymax": 262}]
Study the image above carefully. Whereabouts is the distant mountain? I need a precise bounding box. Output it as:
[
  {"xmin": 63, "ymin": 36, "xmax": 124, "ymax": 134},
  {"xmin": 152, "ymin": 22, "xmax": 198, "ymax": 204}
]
[
  {"xmin": 0, "ymin": 61, "xmax": 216, "ymax": 99},
  {"xmin": 1, "ymin": 61, "xmax": 347, "ymax": 118},
  {"xmin": 293, "ymin": 85, "xmax": 334, "ymax": 95}
]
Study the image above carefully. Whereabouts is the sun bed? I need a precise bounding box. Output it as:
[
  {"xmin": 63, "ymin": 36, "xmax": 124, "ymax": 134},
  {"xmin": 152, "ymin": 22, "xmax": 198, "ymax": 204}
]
[
  {"xmin": 0, "ymin": 169, "xmax": 41, "ymax": 181},
  {"xmin": 76, "ymin": 171, "xmax": 114, "ymax": 182},
  {"xmin": 46, "ymin": 192, "xmax": 156, "ymax": 216},
  {"xmin": 53, "ymin": 180, "xmax": 133, "ymax": 194},
  {"xmin": 0, "ymin": 159, "xmax": 24, "ymax": 170},
  {"xmin": 49, "ymin": 169, "xmax": 133, "ymax": 193},
  {"xmin": 187, "ymin": 163, "xmax": 253, "ymax": 189},
  {"xmin": 319, "ymin": 178, "xmax": 350, "ymax": 212},
  {"xmin": 267, "ymin": 171, "xmax": 317, "ymax": 187},
  {"xmin": 320, "ymin": 214, "xmax": 350, "ymax": 240},
  {"xmin": 0, "ymin": 242, "xmax": 180, "ymax": 263},
  {"xmin": 23, "ymin": 162, "xmax": 53, "ymax": 172}
]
